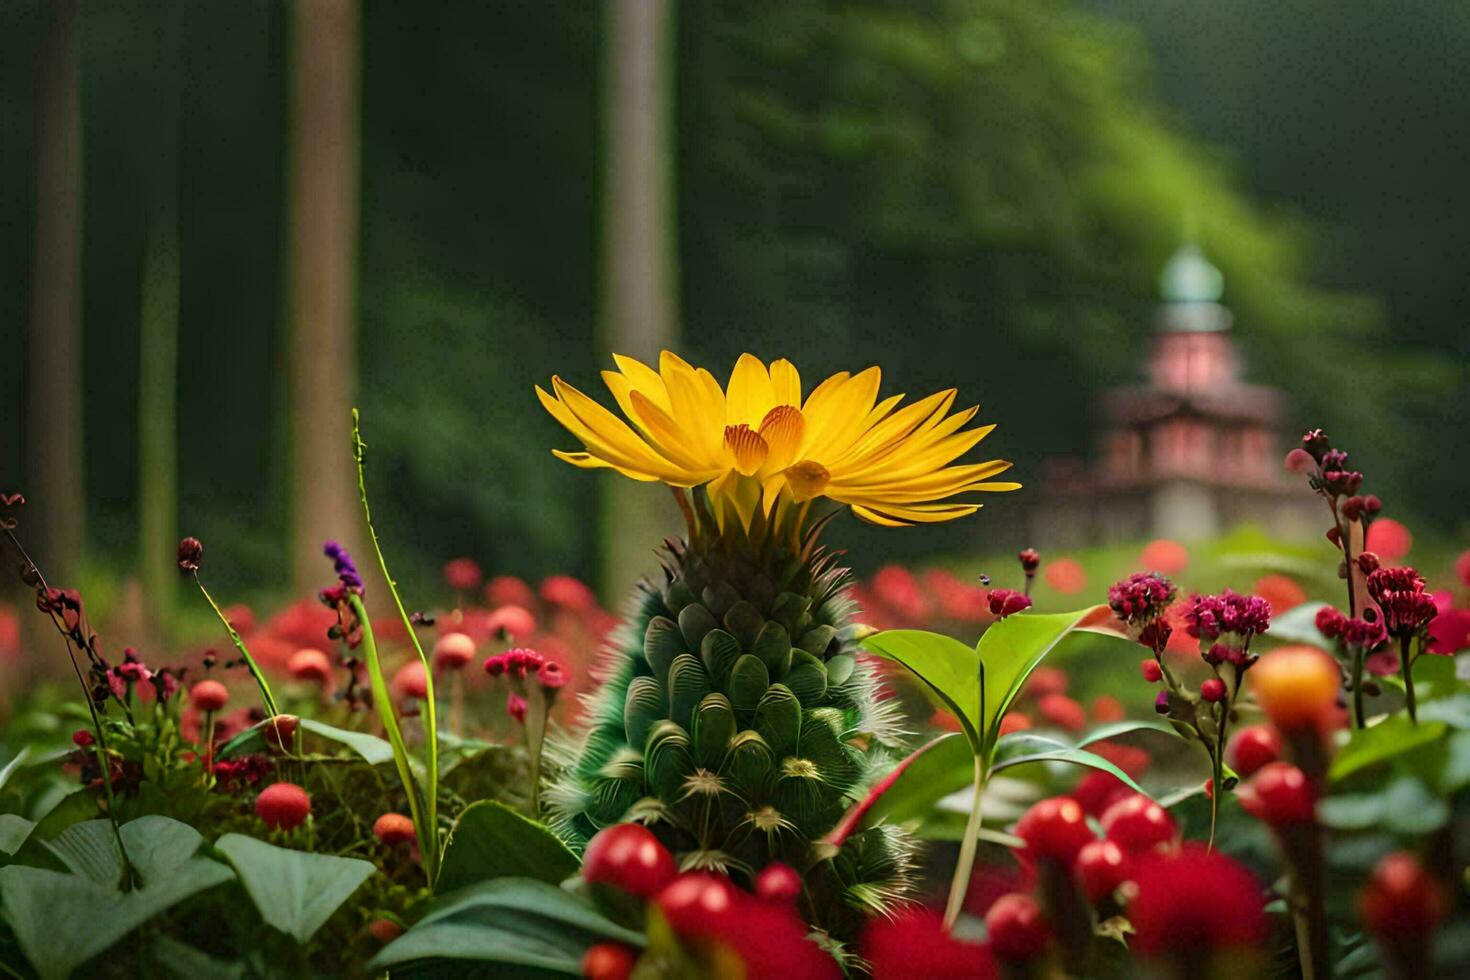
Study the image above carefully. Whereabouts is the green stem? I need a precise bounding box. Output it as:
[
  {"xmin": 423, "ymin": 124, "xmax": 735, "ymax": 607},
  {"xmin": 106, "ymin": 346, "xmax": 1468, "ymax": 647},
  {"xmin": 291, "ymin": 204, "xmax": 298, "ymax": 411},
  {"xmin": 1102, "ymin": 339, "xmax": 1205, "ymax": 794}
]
[
  {"xmin": 350, "ymin": 594, "xmax": 434, "ymax": 885},
  {"xmin": 193, "ymin": 573, "xmax": 280, "ymax": 718},
  {"xmin": 525, "ymin": 686, "xmax": 547, "ymax": 818},
  {"xmin": 352, "ymin": 410, "xmax": 439, "ymax": 879},
  {"xmin": 1350, "ymin": 643, "xmax": 1366, "ymax": 729},
  {"xmin": 1399, "ymin": 634, "xmax": 1417, "ymax": 723},
  {"xmin": 943, "ymin": 754, "xmax": 987, "ymax": 930}
]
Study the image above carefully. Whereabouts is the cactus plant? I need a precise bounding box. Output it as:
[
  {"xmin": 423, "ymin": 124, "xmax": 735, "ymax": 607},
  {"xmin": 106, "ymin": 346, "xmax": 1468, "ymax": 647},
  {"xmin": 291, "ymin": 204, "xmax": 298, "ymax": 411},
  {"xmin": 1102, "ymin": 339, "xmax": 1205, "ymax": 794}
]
[{"xmin": 538, "ymin": 351, "xmax": 1017, "ymax": 939}]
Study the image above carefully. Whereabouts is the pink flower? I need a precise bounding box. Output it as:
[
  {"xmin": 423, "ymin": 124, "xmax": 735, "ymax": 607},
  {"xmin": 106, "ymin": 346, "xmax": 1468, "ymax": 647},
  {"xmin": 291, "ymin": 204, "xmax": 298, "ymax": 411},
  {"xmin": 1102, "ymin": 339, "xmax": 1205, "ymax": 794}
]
[
  {"xmin": 506, "ymin": 692, "xmax": 528, "ymax": 723},
  {"xmin": 484, "ymin": 575, "xmax": 537, "ymax": 609},
  {"xmin": 537, "ymin": 661, "xmax": 567, "ymax": 691},
  {"xmin": 1366, "ymin": 518, "xmax": 1412, "ymax": 562},
  {"xmin": 1140, "ymin": 539, "xmax": 1189, "ymax": 575},
  {"xmin": 539, "ymin": 575, "xmax": 597, "ymax": 613},
  {"xmin": 442, "ymin": 557, "xmax": 483, "ymax": 593},
  {"xmin": 1043, "ymin": 558, "xmax": 1087, "ymax": 595},
  {"xmin": 986, "ymin": 588, "xmax": 1032, "ymax": 619}
]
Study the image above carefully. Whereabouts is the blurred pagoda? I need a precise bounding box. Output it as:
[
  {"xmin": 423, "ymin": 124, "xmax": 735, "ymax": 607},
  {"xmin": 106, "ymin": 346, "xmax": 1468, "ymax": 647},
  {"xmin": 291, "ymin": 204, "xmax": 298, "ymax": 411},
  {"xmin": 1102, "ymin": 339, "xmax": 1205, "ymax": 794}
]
[{"xmin": 1036, "ymin": 244, "xmax": 1319, "ymax": 544}]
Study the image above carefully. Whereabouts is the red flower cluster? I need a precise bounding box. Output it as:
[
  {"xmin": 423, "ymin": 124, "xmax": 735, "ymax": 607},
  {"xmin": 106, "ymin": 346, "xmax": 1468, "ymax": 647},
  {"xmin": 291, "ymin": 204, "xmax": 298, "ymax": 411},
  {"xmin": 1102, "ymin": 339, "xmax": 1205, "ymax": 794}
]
[
  {"xmin": 986, "ymin": 588, "xmax": 1031, "ymax": 620},
  {"xmin": 1128, "ymin": 844, "xmax": 1266, "ymax": 957},
  {"xmin": 1365, "ymin": 566, "xmax": 1437, "ymax": 638},
  {"xmin": 1107, "ymin": 572, "xmax": 1176, "ymax": 626},
  {"xmin": 1182, "ymin": 590, "xmax": 1271, "ymax": 643}
]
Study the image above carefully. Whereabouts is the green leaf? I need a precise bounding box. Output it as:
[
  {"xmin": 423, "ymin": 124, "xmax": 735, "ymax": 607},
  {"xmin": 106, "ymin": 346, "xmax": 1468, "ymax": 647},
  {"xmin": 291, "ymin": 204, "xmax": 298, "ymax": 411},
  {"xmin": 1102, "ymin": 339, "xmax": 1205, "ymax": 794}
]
[
  {"xmin": 831, "ymin": 733, "xmax": 971, "ymax": 834},
  {"xmin": 218, "ymin": 717, "xmax": 395, "ymax": 766},
  {"xmin": 214, "ymin": 833, "xmax": 374, "ymax": 943},
  {"xmin": 375, "ymin": 878, "xmax": 642, "ymax": 975},
  {"xmin": 0, "ymin": 815, "xmax": 35, "ymax": 856},
  {"xmin": 977, "ymin": 607, "xmax": 1113, "ymax": 754},
  {"xmin": 151, "ymin": 935, "xmax": 248, "ymax": 980},
  {"xmin": 1262, "ymin": 601, "xmax": 1332, "ymax": 646},
  {"xmin": 990, "ymin": 745, "xmax": 1149, "ymax": 796},
  {"xmin": 860, "ymin": 630, "xmax": 983, "ymax": 753},
  {"xmin": 1076, "ymin": 718, "xmax": 1184, "ymax": 748},
  {"xmin": 1319, "ymin": 777, "xmax": 1450, "ymax": 835},
  {"xmin": 0, "ymin": 816, "xmax": 234, "ymax": 979},
  {"xmin": 1418, "ymin": 693, "xmax": 1470, "ymax": 729},
  {"xmin": 1328, "ymin": 716, "xmax": 1447, "ymax": 784},
  {"xmin": 435, "ymin": 801, "xmax": 579, "ymax": 895},
  {"xmin": 0, "ymin": 747, "xmax": 32, "ymax": 794}
]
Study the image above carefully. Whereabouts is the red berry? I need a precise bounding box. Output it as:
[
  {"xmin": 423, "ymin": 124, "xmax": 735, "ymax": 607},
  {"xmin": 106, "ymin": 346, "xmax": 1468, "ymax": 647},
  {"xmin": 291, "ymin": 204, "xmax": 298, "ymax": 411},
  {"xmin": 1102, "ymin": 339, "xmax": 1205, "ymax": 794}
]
[
  {"xmin": 984, "ymin": 892, "xmax": 1050, "ymax": 961},
  {"xmin": 754, "ymin": 862, "xmax": 803, "ymax": 904},
  {"xmin": 1359, "ymin": 852, "xmax": 1446, "ymax": 942},
  {"xmin": 367, "ymin": 918, "xmax": 403, "ymax": 942},
  {"xmin": 263, "ymin": 714, "xmax": 299, "ymax": 752},
  {"xmin": 72, "ymin": 729, "xmax": 95, "ymax": 748},
  {"xmin": 1100, "ymin": 794, "xmax": 1175, "ymax": 854},
  {"xmin": 1140, "ymin": 659, "xmax": 1163, "ymax": 683},
  {"xmin": 255, "ymin": 782, "xmax": 311, "ymax": 830},
  {"xmin": 1237, "ymin": 762, "xmax": 1315, "ymax": 827},
  {"xmin": 1016, "ymin": 797, "xmax": 1095, "ymax": 866},
  {"xmin": 582, "ymin": 823, "xmax": 677, "ymax": 899},
  {"xmin": 581, "ymin": 942, "xmax": 638, "ymax": 980},
  {"xmin": 655, "ymin": 873, "xmax": 740, "ymax": 937},
  {"xmin": 373, "ymin": 812, "xmax": 416, "ymax": 846},
  {"xmin": 191, "ymin": 680, "xmax": 230, "ymax": 712},
  {"xmin": 433, "ymin": 632, "xmax": 476, "ymax": 671},
  {"xmin": 1074, "ymin": 838, "xmax": 1131, "ymax": 904},
  {"xmin": 1200, "ymin": 678, "xmax": 1226, "ymax": 702},
  {"xmin": 287, "ymin": 648, "xmax": 334, "ymax": 684},
  {"xmin": 1225, "ymin": 725, "xmax": 1282, "ymax": 778}
]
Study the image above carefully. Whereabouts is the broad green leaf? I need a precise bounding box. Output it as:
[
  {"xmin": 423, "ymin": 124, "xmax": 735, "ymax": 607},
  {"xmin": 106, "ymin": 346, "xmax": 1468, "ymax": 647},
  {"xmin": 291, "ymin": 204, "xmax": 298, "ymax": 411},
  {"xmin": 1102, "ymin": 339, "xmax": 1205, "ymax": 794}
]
[
  {"xmin": 435, "ymin": 801, "xmax": 579, "ymax": 895},
  {"xmin": 0, "ymin": 747, "xmax": 32, "ymax": 794},
  {"xmin": 421, "ymin": 878, "xmax": 644, "ymax": 943},
  {"xmin": 214, "ymin": 833, "xmax": 374, "ymax": 943},
  {"xmin": 860, "ymin": 630, "xmax": 982, "ymax": 752},
  {"xmin": 990, "ymin": 746, "xmax": 1149, "ymax": 796},
  {"xmin": 977, "ymin": 607, "xmax": 1113, "ymax": 754},
  {"xmin": 1261, "ymin": 601, "xmax": 1331, "ymax": 646},
  {"xmin": 0, "ymin": 817, "xmax": 234, "ymax": 979},
  {"xmin": 1328, "ymin": 716, "xmax": 1447, "ymax": 784},
  {"xmin": 375, "ymin": 878, "xmax": 642, "ymax": 975},
  {"xmin": 0, "ymin": 815, "xmax": 35, "ymax": 856},
  {"xmin": 1418, "ymin": 693, "xmax": 1470, "ymax": 729},
  {"xmin": 1319, "ymin": 777, "xmax": 1449, "ymax": 835}
]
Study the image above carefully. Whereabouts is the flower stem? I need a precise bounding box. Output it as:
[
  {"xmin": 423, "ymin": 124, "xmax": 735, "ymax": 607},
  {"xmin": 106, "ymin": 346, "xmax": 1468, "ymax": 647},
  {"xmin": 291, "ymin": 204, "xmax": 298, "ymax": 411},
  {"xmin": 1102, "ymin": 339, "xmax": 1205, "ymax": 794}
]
[
  {"xmin": 1350, "ymin": 644, "xmax": 1367, "ymax": 729},
  {"xmin": 943, "ymin": 754, "xmax": 987, "ymax": 930},
  {"xmin": 192, "ymin": 573, "xmax": 280, "ymax": 718},
  {"xmin": 350, "ymin": 594, "xmax": 434, "ymax": 885},
  {"xmin": 353, "ymin": 410, "xmax": 440, "ymax": 879},
  {"xmin": 1399, "ymin": 634, "xmax": 1417, "ymax": 723}
]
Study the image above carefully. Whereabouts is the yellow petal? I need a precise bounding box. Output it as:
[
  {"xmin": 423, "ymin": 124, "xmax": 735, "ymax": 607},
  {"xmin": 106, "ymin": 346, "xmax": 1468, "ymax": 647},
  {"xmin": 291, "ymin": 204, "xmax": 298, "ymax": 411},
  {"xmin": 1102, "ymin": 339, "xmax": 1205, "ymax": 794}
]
[
  {"xmin": 770, "ymin": 358, "xmax": 802, "ymax": 407},
  {"xmin": 784, "ymin": 459, "xmax": 831, "ymax": 502},
  {"xmin": 724, "ymin": 424, "xmax": 769, "ymax": 476},
  {"xmin": 551, "ymin": 450, "xmax": 664, "ymax": 482},
  {"xmin": 850, "ymin": 502, "xmax": 982, "ymax": 526},
  {"xmin": 629, "ymin": 390, "xmax": 715, "ymax": 474},
  {"xmin": 726, "ymin": 353, "xmax": 776, "ymax": 428},
  {"xmin": 801, "ymin": 367, "xmax": 881, "ymax": 457},
  {"xmin": 757, "ymin": 405, "xmax": 806, "ymax": 472},
  {"xmin": 613, "ymin": 353, "xmax": 672, "ymax": 413},
  {"xmin": 537, "ymin": 382, "xmax": 676, "ymax": 479}
]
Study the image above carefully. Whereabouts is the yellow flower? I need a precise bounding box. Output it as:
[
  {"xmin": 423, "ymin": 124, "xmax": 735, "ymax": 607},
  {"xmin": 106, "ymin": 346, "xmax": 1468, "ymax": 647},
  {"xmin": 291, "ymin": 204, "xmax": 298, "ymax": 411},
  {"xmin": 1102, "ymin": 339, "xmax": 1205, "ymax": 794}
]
[{"xmin": 536, "ymin": 351, "xmax": 1019, "ymax": 529}]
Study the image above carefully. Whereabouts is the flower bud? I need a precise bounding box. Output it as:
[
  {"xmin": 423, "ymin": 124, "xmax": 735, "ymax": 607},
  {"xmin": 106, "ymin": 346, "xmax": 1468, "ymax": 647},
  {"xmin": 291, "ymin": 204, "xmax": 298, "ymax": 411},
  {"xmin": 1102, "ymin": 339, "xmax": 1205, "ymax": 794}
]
[
  {"xmin": 373, "ymin": 812, "xmax": 416, "ymax": 846},
  {"xmin": 177, "ymin": 537, "xmax": 203, "ymax": 573},
  {"xmin": 1075, "ymin": 838, "xmax": 1130, "ymax": 904},
  {"xmin": 1153, "ymin": 690, "xmax": 1170, "ymax": 714},
  {"xmin": 1016, "ymin": 797, "xmax": 1095, "ymax": 867},
  {"xmin": 1200, "ymin": 678, "xmax": 1226, "ymax": 702},
  {"xmin": 1140, "ymin": 658, "xmax": 1163, "ymax": 683},
  {"xmin": 1355, "ymin": 551, "xmax": 1380, "ymax": 574},
  {"xmin": 1018, "ymin": 548, "xmax": 1041, "ymax": 574},
  {"xmin": 1284, "ymin": 448, "xmax": 1317, "ymax": 475},
  {"xmin": 255, "ymin": 782, "xmax": 311, "ymax": 830},
  {"xmin": 190, "ymin": 680, "xmax": 229, "ymax": 713},
  {"xmin": 1100, "ymin": 794, "xmax": 1175, "ymax": 855},
  {"xmin": 432, "ymin": 632, "xmax": 476, "ymax": 671},
  {"xmin": 1300, "ymin": 429, "xmax": 1331, "ymax": 462}
]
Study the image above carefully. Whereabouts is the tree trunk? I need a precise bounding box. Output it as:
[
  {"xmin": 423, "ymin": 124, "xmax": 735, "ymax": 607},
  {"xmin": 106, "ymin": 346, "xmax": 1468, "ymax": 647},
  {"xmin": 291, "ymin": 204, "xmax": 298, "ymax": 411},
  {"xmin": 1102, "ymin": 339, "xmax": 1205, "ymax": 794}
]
[
  {"xmin": 26, "ymin": 0, "xmax": 85, "ymax": 587},
  {"xmin": 287, "ymin": 0, "xmax": 362, "ymax": 592},
  {"xmin": 600, "ymin": 0, "xmax": 680, "ymax": 598}
]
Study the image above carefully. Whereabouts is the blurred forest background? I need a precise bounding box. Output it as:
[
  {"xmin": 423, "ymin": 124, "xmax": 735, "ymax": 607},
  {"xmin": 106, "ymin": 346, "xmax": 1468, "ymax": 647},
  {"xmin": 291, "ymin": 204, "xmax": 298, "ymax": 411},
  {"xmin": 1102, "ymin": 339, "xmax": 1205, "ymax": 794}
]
[{"xmin": 1, "ymin": 1, "xmax": 1466, "ymax": 624}]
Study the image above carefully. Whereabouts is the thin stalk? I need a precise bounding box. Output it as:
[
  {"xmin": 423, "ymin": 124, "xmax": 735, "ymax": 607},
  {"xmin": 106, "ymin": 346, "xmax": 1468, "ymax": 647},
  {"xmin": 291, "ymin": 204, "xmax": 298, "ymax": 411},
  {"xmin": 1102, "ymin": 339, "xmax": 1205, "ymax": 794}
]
[
  {"xmin": 1398, "ymin": 634, "xmax": 1417, "ymax": 723},
  {"xmin": 192, "ymin": 573, "xmax": 281, "ymax": 718},
  {"xmin": 349, "ymin": 594, "xmax": 434, "ymax": 883},
  {"xmin": 525, "ymin": 685, "xmax": 548, "ymax": 818},
  {"xmin": 5, "ymin": 528, "xmax": 138, "ymax": 890},
  {"xmin": 1350, "ymin": 643, "xmax": 1367, "ymax": 729},
  {"xmin": 352, "ymin": 411, "xmax": 439, "ymax": 880},
  {"xmin": 943, "ymin": 754, "xmax": 987, "ymax": 930}
]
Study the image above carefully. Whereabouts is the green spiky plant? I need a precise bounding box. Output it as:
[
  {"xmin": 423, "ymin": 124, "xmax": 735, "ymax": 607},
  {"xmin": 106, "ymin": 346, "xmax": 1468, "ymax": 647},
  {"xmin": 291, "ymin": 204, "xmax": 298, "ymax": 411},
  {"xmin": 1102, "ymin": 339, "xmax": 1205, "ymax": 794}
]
[{"xmin": 547, "ymin": 504, "xmax": 915, "ymax": 940}]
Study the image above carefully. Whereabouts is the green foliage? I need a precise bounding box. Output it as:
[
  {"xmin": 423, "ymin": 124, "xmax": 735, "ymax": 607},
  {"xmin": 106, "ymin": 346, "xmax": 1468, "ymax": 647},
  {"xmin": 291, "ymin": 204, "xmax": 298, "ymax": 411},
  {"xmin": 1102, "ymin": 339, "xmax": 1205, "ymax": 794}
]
[
  {"xmin": 436, "ymin": 801, "xmax": 579, "ymax": 895},
  {"xmin": 372, "ymin": 878, "xmax": 643, "ymax": 977},
  {"xmin": 220, "ymin": 717, "xmax": 395, "ymax": 765},
  {"xmin": 0, "ymin": 816, "xmax": 234, "ymax": 979},
  {"xmin": 213, "ymin": 834, "xmax": 375, "ymax": 944}
]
